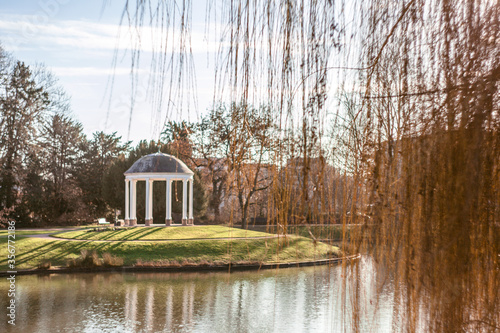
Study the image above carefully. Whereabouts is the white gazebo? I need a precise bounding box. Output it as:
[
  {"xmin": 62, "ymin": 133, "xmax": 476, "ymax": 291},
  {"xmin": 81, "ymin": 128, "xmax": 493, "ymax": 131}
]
[{"xmin": 124, "ymin": 152, "xmax": 194, "ymax": 226}]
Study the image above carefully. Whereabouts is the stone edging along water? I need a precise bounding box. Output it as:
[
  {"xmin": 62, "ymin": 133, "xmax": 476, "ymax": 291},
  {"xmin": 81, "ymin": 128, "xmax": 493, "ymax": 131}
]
[{"xmin": 0, "ymin": 254, "xmax": 360, "ymax": 277}]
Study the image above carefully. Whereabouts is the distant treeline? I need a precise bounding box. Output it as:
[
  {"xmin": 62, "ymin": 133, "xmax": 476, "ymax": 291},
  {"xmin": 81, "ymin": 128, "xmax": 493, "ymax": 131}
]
[{"xmin": 0, "ymin": 46, "xmax": 209, "ymax": 226}]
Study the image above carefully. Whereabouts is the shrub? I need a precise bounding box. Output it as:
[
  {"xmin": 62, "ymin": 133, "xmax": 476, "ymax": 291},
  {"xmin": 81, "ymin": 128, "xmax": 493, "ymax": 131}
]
[
  {"xmin": 37, "ymin": 260, "xmax": 51, "ymax": 270},
  {"xmin": 180, "ymin": 259, "xmax": 198, "ymax": 267},
  {"xmin": 79, "ymin": 249, "xmax": 100, "ymax": 267},
  {"xmin": 198, "ymin": 259, "xmax": 212, "ymax": 267},
  {"xmin": 168, "ymin": 260, "xmax": 181, "ymax": 267},
  {"xmin": 134, "ymin": 259, "xmax": 182, "ymax": 267},
  {"xmin": 66, "ymin": 249, "xmax": 124, "ymax": 268},
  {"xmin": 102, "ymin": 252, "xmax": 124, "ymax": 267}
]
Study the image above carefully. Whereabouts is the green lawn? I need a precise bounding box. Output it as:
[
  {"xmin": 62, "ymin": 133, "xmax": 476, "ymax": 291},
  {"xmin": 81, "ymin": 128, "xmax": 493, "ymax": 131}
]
[
  {"xmin": 254, "ymin": 224, "xmax": 353, "ymax": 240},
  {"xmin": 0, "ymin": 235, "xmax": 339, "ymax": 270},
  {"xmin": 0, "ymin": 225, "xmax": 96, "ymax": 237},
  {"xmin": 0, "ymin": 230, "xmax": 57, "ymax": 236},
  {"xmin": 289, "ymin": 225, "xmax": 352, "ymax": 240},
  {"xmin": 55, "ymin": 225, "xmax": 272, "ymax": 241}
]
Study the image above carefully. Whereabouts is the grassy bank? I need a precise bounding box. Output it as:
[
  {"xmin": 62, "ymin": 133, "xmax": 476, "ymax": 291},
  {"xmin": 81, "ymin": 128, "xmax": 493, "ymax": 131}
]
[
  {"xmin": 0, "ymin": 233, "xmax": 339, "ymax": 271},
  {"xmin": 56, "ymin": 225, "xmax": 271, "ymax": 241},
  {"xmin": 0, "ymin": 230, "xmax": 59, "ymax": 236}
]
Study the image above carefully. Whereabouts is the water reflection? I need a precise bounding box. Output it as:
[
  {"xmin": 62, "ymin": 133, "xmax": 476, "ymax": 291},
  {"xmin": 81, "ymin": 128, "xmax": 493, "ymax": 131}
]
[{"xmin": 1, "ymin": 257, "xmax": 396, "ymax": 332}]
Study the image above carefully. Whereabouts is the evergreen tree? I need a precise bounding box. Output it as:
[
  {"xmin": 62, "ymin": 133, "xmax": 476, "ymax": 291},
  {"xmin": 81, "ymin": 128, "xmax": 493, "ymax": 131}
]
[
  {"xmin": 76, "ymin": 132, "xmax": 129, "ymax": 218},
  {"xmin": 16, "ymin": 149, "xmax": 46, "ymax": 224},
  {"xmin": 39, "ymin": 114, "xmax": 85, "ymax": 223},
  {"xmin": 0, "ymin": 61, "xmax": 49, "ymax": 210}
]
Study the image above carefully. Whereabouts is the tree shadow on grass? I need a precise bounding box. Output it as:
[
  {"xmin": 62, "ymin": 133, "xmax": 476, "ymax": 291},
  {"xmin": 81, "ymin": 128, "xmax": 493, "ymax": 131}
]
[
  {"xmin": 47, "ymin": 241, "xmax": 109, "ymax": 263},
  {"xmin": 61, "ymin": 227, "xmax": 163, "ymax": 241},
  {"xmin": 13, "ymin": 240, "xmax": 88, "ymax": 267},
  {"xmin": 62, "ymin": 228, "xmax": 129, "ymax": 241},
  {"xmin": 16, "ymin": 240, "xmax": 120, "ymax": 268},
  {"xmin": 96, "ymin": 228, "xmax": 129, "ymax": 241},
  {"xmin": 120, "ymin": 227, "xmax": 162, "ymax": 241},
  {"xmin": 0, "ymin": 239, "xmax": 59, "ymax": 268},
  {"xmin": 88, "ymin": 227, "xmax": 150, "ymax": 241}
]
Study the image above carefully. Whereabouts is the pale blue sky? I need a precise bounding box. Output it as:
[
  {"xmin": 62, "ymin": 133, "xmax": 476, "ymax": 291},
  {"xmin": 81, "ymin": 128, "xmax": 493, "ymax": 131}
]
[
  {"xmin": 0, "ymin": 0, "xmax": 213, "ymax": 144},
  {"xmin": 1, "ymin": 1, "xmax": 349, "ymax": 147}
]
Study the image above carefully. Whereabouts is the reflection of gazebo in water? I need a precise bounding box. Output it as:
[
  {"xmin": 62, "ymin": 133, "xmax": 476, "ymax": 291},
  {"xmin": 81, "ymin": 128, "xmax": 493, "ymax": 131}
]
[{"xmin": 124, "ymin": 152, "xmax": 194, "ymax": 226}]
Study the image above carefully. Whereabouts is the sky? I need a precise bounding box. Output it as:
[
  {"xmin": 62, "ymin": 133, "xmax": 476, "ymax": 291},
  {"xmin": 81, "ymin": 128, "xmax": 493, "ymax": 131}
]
[
  {"xmin": 1, "ymin": 1, "xmax": 351, "ymax": 149},
  {"xmin": 0, "ymin": 0, "xmax": 214, "ymax": 145}
]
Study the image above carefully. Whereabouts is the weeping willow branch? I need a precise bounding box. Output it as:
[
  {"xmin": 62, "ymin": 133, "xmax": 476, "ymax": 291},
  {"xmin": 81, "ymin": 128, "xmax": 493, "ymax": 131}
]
[{"xmin": 119, "ymin": 0, "xmax": 499, "ymax": 331}]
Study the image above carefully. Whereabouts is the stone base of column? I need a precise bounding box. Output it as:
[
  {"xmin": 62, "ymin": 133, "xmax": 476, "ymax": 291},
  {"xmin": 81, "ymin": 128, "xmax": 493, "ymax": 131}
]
[
  {"xmin": 124, "ymin": 219, "xmax": 129, "ymax": 226},
  {"xmin": 165, "ymin": 219, "xmax": 172, "ymax": 226},
  {"xmin": 145, "ymin": 219, "xmax": 153, "ymax": 226},
  {"xmin": 130, "ymin": 219, "xmax": 137, "ymax": 227},
  {"xmin": 182, "ymin": 219, "xmax": 188, "ymax": 226},
  {"xmin": 188, "ymin": 218, "xmax": 194, "ymax": 225}
]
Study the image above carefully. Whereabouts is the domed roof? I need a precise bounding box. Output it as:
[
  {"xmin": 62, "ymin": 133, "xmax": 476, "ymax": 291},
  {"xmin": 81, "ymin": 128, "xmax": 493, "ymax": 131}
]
[{"xmin": 124, "ymin": 153, "xmax": 193, "ymax": 175}]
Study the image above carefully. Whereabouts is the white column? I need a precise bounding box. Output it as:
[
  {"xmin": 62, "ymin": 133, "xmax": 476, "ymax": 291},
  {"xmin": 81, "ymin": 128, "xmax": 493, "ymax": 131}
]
[
  {"xmin": 125, "ymin": 179, "xmax": 130, "ymax": 226},
  {"xmin": 145, "ymin": 178, "xmax": 153, "ymax": 226},
  {"xmin": 149, "ymin": 179, "xmax": 154, "ymax": 223},
  {"xmin": 145, "ymin": 179, "xmax": 150, "ymax": 221},
  {"xmin": 189, "ymin": 178, "xmax": 194, "ymax": 224},
  {"xmin": 165, "ymin": 179, "xmax": 172, "ymax": 226},
  {"xmin": 130, "ymin": 180, "xmax": 137, "ymax": 226},
  {"xmin": 182, "ymin": 179, "xmax": 188, "ymax": 225}
]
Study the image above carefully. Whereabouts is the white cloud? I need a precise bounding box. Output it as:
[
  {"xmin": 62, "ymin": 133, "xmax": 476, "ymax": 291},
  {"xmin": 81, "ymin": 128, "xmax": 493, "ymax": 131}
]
[
  {"xmin": 0, "ymin": 17, "xmax": 122, "ymax": 51},
  {"xmin": 0, "ymin": 15, "xmax": 217, "ymax": 54}
]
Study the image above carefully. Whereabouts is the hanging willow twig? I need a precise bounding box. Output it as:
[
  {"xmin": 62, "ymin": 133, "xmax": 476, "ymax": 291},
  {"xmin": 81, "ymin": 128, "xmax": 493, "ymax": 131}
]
[{"xmin": 119, "ymin": 0, "xmax": 499, "ymax": 331}]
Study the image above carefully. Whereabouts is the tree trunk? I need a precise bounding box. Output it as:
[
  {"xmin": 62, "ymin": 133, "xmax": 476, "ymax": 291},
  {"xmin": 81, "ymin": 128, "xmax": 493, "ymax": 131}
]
[
  {"xmin": 241, "ymin": 193, "xmax": 252, "ymax": 229},
  {"xmin": 211, "ymin": 179, "xmax": 221, "ymax": 221},
  {"xmin": 241, "ymin": 206, "xmax": 248, "ymax": 229},
  {"xmin": 212, "ymin": 202, "xmax": 220, "ymax": 221}
]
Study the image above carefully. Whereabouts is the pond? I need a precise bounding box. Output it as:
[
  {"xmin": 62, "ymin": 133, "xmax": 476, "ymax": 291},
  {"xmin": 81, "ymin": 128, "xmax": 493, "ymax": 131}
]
[{"xmin": 0, "ymin": 257, "xmax": 396, "ymax": 332}]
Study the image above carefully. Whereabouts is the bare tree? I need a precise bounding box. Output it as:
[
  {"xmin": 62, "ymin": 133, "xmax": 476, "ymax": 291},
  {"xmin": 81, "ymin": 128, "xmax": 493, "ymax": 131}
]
[
  {"xmin": 196, "ymin": 103, "xmax": 276, "ymax": 228},
  {"xmin": 225, "ymin": 104, "xmax": 276, "ymax": 229},
  {"xmin": 190, "ymin": 107, "xmax": 230, "ymax": 221}
]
